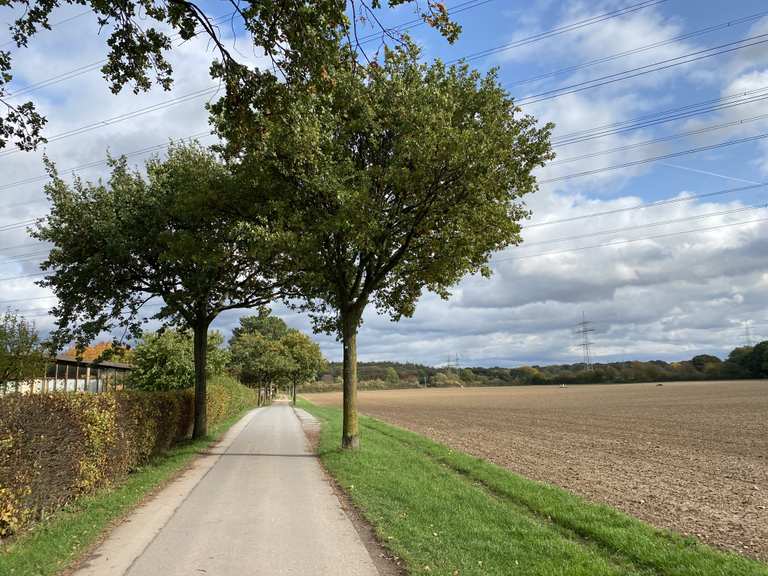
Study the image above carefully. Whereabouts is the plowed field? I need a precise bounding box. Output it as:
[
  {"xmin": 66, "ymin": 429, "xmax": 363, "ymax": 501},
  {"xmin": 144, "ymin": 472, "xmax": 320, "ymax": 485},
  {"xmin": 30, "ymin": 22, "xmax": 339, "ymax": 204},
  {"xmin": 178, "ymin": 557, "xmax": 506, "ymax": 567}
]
[{"xmin": 305, "ymin": 380, "xmax": 768, "ymax": 561}]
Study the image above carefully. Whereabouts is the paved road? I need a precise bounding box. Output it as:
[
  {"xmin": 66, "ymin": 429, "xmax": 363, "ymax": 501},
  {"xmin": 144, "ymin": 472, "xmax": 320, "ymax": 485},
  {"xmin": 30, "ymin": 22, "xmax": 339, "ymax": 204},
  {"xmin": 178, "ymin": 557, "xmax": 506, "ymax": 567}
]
[{"xmin": 74, "ymin": 403, "xmax": 379, "ymax": 576}]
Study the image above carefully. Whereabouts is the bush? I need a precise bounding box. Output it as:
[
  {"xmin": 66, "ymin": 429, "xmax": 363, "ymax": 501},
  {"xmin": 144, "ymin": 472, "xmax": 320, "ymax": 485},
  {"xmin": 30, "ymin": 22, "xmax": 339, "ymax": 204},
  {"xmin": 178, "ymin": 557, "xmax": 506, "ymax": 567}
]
[
  {"xmin": 127, "ymin": 330, "xmax": 229, "ymax": 391},
  {"xmin": 0, "ymin": 375, "xmax": 256, "ymax": 538}
]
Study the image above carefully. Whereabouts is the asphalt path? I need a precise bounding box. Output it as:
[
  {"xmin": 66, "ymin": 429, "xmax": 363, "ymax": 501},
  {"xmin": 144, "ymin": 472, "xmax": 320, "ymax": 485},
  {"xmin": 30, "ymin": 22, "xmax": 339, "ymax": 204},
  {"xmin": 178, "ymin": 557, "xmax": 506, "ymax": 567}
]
[{"xmin": 73, "ymin": 402, "xmax": 379, "ymax": 576}]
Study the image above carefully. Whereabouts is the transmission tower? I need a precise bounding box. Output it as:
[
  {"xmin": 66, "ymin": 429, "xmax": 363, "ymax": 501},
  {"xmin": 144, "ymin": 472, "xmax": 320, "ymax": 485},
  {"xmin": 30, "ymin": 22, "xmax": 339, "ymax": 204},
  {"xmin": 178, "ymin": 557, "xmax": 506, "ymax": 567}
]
[
  {"xmin": 576, "ymin": 312, "xmax": 595, "ymax": 370},
  {"xmin": 744, "ymin": 321, "xmax": 753, "ymax": 347}
]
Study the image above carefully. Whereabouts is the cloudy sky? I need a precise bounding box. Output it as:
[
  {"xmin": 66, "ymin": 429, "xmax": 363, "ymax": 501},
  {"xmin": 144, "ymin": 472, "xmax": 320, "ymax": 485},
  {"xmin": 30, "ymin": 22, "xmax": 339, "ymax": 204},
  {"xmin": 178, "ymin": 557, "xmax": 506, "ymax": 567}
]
[{"xmin": 1, "ymin": 0, "xmax": 767, "ymax": 367}]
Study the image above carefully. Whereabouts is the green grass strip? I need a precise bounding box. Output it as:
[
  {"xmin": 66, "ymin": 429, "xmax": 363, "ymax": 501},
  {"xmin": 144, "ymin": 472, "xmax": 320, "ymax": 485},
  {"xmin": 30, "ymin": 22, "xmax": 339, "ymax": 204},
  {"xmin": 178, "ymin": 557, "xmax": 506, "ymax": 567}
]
[
  {"xmin": 299, "ymin": 399, "xmax": 768, "ymax": 576},
  {"xmin": 0, "ymin": 409, "xmax": 254, "ymax": 576}
]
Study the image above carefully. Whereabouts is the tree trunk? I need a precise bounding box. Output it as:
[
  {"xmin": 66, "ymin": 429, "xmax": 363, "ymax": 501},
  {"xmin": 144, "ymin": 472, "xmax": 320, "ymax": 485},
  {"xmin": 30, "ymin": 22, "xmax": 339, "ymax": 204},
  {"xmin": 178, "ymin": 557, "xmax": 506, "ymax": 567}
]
[
  {"xmin": 192, "ymin": 323, "xmax": 209, "ymax": 440},
  {"xmin": 341, "ymin": 314, "xmax": 360, "ymax": 450},
  {"xmin": 292, "ymin": 380, "xmax": 297, "ymax": 405}
]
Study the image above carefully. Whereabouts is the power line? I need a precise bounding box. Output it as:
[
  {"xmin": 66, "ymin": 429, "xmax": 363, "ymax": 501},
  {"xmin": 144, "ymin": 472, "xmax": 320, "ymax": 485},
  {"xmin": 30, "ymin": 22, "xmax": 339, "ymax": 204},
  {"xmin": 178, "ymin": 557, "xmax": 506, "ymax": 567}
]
[
  {"xmin": 495, "ymin": 216, "xmax": 768, "ymax": 263},
  {"xmin": 540, "ymin": 131, "xmax": 768, "ymax": 184},
  {"xmin": 518, "ymin": 33, "xmax": 768, "ymax": 106},
  {"xmin": 0, "ymin": 130, "xmax": 214, "ymax": 194},
  {"xmin": 3, "ymin": 11, "xmax": 237, "ymax": 99},
  {"xmin": 7, "ymin": 5, "xmax": 491, "ymax": 158},
  {"xmin": 549, "ymin": 112, "xmax": 768, "ymax": 166},
  {"xmin": 554, "ymin": 92, "xmax": 768, "ymax": 149},
  {"xmin": 5, "ymin": 213, "xmax": 764, "ymax": 287},
  {"xmin": 521, "ymin": 204, "xmax": 767, "ymax": 248},
  {"xmin": 525, "ymin": 183, "xmax": 766, "ymax": 228},
  {"xmin": 0, "ymin": 295, "xmax": 55, "ymax": 306},
  {"xmin": 449, "ymin": 0, "xmax": 667, "ymax": 64},
  {"xmin": 0, "ymin": 241, "xmax": 51, "ymax": 254},
  {"xmin": 0, "ymin": 219, "xmax": 37, "ymax": 233},
  {"xmin": 0, "ymin": 88, "xmax": 220, "ymax": 158},
  {"xmin": 552, "ymin": 86, "xmax": 768, "ymax": 145},
  {"xmin": 3, "ymin": 2, "xmax": 761, "ymax": 186},
  {"xmin": 0, "ymin": 271, "xmax": 46, "ymax": 283},
  {"xmin": 1, "ymin": 10, "xmax": 93, "ymax": 48},
  {"xmin": 357, "ymin": 0, "xmax": 496, "ymax": 44},
  {"xmin": 5, "ymin": 1, "xmax": 660, "ymax": 101},
  {"xmin": 1, "ymin": 168, "xmax": 762, "ymax": 239},
  {"xmin": 0, "ymin": 248, "xmax": 50, "ymax": 265},
  {"xmin": 507, "ymin": 10, "xmax": 768, "ymax": 89}
]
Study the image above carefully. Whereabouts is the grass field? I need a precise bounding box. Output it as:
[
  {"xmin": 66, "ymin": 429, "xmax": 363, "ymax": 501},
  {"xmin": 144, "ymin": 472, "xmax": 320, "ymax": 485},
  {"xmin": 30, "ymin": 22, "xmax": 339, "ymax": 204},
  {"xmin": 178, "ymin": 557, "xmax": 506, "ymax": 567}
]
[
  {"xmin": 304, "ymin": 380, "xmax": 768, "ymax": 561},
  {"xmin": 0, "ymin": 409, "xmax": 253, "ymax": 576},
  {"xmin": 299, "ymin": 398, "xmax": 768, "ymax": 576}
]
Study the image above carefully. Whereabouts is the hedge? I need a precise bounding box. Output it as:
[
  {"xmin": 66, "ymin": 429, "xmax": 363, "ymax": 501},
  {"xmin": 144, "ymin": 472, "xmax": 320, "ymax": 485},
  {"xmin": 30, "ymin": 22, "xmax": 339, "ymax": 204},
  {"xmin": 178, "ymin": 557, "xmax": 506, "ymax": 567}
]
[{"xmin": 0, "ymin": 375, "xmax": 258, "ymax": 538}]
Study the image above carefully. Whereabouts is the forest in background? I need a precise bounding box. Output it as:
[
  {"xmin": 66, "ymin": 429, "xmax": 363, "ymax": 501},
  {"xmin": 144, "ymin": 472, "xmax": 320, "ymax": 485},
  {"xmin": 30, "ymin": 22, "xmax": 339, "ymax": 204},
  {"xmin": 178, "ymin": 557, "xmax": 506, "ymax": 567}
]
[{"xmin": 306, "ymin": 341, "xmax": 768, "ymax": 391}]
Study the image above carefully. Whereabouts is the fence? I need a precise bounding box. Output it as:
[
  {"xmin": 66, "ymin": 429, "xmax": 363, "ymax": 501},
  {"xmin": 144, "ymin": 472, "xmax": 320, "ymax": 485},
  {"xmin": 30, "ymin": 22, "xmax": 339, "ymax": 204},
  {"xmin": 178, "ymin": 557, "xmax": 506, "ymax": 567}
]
[{"xmin": 0, "ymin": 354, "xmax": 133, "ymax": 395}]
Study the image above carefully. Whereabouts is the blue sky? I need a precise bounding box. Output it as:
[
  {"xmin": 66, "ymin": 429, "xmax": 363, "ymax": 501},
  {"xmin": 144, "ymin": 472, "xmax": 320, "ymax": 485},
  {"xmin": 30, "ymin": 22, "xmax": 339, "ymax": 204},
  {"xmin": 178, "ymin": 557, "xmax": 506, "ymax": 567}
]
[{"xmin": 1, "ymin": 0, "xmax": 767, "ymax": 367}]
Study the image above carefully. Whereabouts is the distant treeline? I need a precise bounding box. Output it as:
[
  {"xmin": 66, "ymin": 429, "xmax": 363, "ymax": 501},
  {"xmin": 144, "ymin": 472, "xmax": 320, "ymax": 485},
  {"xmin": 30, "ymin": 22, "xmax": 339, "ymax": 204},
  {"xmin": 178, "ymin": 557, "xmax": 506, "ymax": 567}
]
[{"xmin": 306, "ymin": 341, "xmax": 768, "ymax": 391}]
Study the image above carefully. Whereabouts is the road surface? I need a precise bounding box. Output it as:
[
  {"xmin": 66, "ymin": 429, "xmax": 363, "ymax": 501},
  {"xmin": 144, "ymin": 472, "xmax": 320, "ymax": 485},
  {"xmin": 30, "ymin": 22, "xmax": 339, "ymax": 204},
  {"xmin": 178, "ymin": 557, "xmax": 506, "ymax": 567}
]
[{"xmin": 74, "ymin": 403, "xmax": 379, "ymax": 576}]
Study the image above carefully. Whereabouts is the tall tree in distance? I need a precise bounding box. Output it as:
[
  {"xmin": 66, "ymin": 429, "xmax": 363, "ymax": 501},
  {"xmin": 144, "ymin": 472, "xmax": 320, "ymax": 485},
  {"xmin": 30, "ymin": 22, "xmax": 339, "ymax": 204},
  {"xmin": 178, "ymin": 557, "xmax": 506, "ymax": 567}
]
[
  {"xmin": 231, "ymin": 307, "xmax": 291, "ymax": 342},
  {"xmin": 222, "ymin": 43, "xmax": 553, "ymax": 448},
  {"xmin": 34, "ymin": 142, "xmax": 292, "ymax": 438},
  {"xmin": 282, "ymin": 330, "xmax": 327, "ymax": 405},
  {"xmin": 228, "ymin": 309, "xmax": 326, "ymax": 403}
]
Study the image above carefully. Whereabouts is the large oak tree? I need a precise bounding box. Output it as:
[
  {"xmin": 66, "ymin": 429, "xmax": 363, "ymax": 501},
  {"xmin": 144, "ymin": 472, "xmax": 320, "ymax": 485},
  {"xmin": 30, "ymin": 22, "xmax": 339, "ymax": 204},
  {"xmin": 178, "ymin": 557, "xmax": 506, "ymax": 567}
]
[
  {"xmin": 221, "ymin": 43, "xmax": 554, "ymax": 448},
  {"xmin": 34, "ymin": 142, "xmax": 292, "ymax": 437}
]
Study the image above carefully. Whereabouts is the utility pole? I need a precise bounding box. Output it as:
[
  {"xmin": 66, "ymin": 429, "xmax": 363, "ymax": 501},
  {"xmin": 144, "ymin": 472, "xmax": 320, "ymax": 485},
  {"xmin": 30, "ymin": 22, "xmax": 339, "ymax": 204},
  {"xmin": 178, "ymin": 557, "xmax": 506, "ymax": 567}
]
[{"xmin": 576, "ymin": 312, "xmax": 595, "ymax": 370}]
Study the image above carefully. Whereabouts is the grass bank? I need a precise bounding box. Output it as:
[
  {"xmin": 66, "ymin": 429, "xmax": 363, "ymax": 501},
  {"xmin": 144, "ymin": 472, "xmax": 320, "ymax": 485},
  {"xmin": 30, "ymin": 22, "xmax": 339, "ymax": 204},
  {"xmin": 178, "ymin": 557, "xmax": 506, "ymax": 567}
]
[
  {"xmin": 0, "ymin": 408, "xmax": 252, "ymax": 576},
  {"xmin": 299, "ymin": 399, "xmax": 768, "ymax": 576}
]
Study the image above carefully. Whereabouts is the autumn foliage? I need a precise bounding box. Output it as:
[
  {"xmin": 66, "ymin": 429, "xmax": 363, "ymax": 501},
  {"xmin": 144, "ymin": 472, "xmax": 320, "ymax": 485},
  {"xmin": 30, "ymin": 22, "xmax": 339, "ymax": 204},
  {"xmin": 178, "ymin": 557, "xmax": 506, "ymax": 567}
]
[{"xmin": 62, "ymin": 341, "xmax": 132, "ymax": 363}]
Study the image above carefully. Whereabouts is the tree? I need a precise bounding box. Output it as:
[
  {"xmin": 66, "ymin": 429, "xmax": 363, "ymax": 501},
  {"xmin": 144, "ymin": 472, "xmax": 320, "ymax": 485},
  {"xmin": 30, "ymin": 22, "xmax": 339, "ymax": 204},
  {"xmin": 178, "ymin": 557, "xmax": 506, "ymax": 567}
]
[
  {"xmin": 0, "ymin": 1, "xmax": 460, "ymax": 151},
  {"xmin": 0, "ymin": 310, "xmax": 46, "ymax": 394},
  {"xmin": 231, "ymin": 307, "xmax": 291, "ymax": 342},
  {"xmin": 229, "ymin": 310, "xmax": 326, "ymax": 402},
  {"xmin": 34, "ymin": 142, "xmax": 291, "ymax": 438},
  {"xmin": 128, "ymin": 329, "xmax": 228, "ymax": 391},
  {"xmin": 282, "ymin": 330, "xmax": 327, "ymax": 404},
  {"xmin": 384, "ymin": 366, "xmax": 400, "ymax": 386},
  {"xmin": 229, "ymin": 332, "xmax": 294, "ymax": 394},
  {"xmin": 224, "ymin": 43, "xmax": 553, "ymax": 448},
  {"xmin": 691, "ymin": 354, "xmax": 721, "ymax": 372},
  {"xmin": 743, "ymin": 341, "xmax": 768, "ymax": 378}
]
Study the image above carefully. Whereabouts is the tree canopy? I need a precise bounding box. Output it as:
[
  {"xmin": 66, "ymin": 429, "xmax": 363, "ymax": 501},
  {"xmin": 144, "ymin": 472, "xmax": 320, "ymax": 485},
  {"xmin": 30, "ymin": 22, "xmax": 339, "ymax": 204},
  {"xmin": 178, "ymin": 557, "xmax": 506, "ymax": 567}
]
[
  {"xmin": 34, "ymin": 142, "xmax": 292, "ymax": 437},
  {"xmin": 231, "ymin": 306, "xmax": 291, "ymax": 342},
  {"xmin": 0, "ymin": 0, "xmax": 459, "ymax": 150},
  {"xmin": 228, "ymin": 310, "xmax": 327, "ymax": 396},
  {"xmin": 128, "ymin": 329, "xmax": 228, "ymax": 391},
  {"xmin": 222, "ymin": 42, "xmax": 553, "ymax": 447}
]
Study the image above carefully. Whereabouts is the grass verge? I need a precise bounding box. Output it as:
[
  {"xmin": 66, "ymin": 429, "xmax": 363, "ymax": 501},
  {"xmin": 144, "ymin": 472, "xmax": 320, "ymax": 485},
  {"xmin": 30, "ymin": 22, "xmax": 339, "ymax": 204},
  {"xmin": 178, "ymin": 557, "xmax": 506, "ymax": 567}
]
[
  {"xmin": 298, "ymin": 398, "xmax": 768, "ymax": 576},
  {"xmin": 0, "ymin": 409, "xmax": 253, "ymax": 576}
]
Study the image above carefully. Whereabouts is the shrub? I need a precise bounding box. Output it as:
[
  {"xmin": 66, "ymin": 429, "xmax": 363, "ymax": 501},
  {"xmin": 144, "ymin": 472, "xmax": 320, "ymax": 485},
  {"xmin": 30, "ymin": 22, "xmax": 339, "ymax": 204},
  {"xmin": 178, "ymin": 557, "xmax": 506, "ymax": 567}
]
[
  {"xmin": 127, "ymin": 330, "xmax": 229, "ymax": 391},
  {"xmin": 0, "ymin": 375, "xmax": 256, "ymax": 538}
]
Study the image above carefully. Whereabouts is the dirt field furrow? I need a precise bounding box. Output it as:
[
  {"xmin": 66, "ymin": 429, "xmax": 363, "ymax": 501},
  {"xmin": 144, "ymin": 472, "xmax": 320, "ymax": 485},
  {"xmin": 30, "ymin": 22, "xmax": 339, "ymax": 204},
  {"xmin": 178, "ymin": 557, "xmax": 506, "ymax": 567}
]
[{"xmin": 305, "ymin": 380, "xmax": 768, "ymax": 561}]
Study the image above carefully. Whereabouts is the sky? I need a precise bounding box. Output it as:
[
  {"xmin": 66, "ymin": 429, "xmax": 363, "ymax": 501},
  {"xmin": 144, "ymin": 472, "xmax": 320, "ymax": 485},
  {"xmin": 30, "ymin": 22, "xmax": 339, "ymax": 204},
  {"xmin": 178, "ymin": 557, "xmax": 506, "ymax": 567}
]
[{"xmin": 1, "ymin": 0, "xmax": 767, "ymax": 367}]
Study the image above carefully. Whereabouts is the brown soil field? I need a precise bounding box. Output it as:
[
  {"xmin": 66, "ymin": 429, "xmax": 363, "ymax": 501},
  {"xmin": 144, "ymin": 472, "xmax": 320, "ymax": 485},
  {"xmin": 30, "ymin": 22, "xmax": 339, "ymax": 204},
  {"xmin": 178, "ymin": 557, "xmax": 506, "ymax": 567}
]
[{"xmin": 305, "ymin": 380, "xmax": 768, "ymax": 561}]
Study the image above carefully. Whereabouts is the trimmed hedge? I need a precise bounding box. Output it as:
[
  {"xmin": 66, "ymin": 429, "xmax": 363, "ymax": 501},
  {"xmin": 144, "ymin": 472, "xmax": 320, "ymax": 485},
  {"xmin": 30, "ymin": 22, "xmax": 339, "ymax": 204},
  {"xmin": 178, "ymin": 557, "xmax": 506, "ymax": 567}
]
[{"xmin": 0, "ymin": 376, "xmax": 257, "ymax": 538}]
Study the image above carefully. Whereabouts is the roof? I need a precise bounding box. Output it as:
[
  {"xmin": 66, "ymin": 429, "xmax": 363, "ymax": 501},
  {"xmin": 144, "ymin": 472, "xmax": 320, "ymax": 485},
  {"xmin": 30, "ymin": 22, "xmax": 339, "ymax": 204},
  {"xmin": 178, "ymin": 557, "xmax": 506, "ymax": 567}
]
[{"xmin": 54, "ymin": 354, "xmax": 134, "ymax": 370}]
